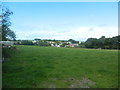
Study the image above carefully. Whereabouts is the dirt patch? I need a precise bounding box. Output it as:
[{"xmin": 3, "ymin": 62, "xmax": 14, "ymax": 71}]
[
  {"xmin": 50, "ymin": 78, "xmax": 57, "ymax": 81},
  {"xmin": 69, "ymin": 77, "xmax": 95, "ymax": 88},
  {"xmin": 42, "ymin": 82, "xmax": 56, "ymax": 88},
  {"xmin": 48, "ymin": 84, "xmax": 56, "ymax": 88},
  {"xmin": 41, "ymin": 77, "xmax": 95, "ymax": 88}
]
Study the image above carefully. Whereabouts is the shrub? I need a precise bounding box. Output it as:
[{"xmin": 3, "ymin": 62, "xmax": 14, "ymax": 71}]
[{"xmin": 2, "ymin": 46, "xmax": 16, "ymax": 58}]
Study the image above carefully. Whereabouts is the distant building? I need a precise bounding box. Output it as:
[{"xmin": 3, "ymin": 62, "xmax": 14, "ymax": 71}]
[
  {"xmin": 48, "ymin": 41, "xmax": 55, "ymax": 44},
  {"xmin": 72, "ymin": 43, "xmax": 79, "ymax": 47},
  {"xmin": 64, "ymin": 43, "xmax": 78, "ymax": 48},
  {"xmin": 32, "ymin": 40, "xmax": 37, "ymax": 43},
  {"xmin": 79, "ymin": 41, "xmax": 81, "ymax": 44},
  {"xmin": 68, "ymin": 44, "xmax": 73, "ymax": 47},
  {"xmin": 51, "ymin": 44, "xmax": 54, "ymax": 47}
]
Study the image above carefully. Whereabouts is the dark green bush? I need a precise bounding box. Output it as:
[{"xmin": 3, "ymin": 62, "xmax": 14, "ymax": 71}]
[{"xmin": 2, "ymin": 47, "xmax": 16, "ymax": 58}]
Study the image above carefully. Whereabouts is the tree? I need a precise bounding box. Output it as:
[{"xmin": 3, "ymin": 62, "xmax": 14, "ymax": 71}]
[
  {"xmin": 85, "ymin": 38, "xmax": 98, "ymax": 48},
  {"xmin": 98, "ymin": 36, "xmax": 106, "ymax": 48},
  {"xmin": 34, "ymin": 38, "xmax": 41, "ymax": 41},
  {"xmin": 83, "ymin": 35, "xmax": 119, "ymax": 49},
  {"xmin": 1, "ymin": 7, "xmax": 16, "ymax": 41},
  {"xmin": 68, "ymin": 39, "xmax": 78, "ymax": 43},
  {"xmin": 38, "ymin": 40, "xmax": 50, "ymax": 46}
]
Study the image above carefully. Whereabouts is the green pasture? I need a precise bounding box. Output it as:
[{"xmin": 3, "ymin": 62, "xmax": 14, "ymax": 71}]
[{"xmin": 3, "ymin": 45, "xmax": 118, "ymax": 88}]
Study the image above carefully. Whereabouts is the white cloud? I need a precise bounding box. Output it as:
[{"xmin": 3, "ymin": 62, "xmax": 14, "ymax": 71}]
[
  {"xmin": 16, "ymin": 25, "xmax": 118, "ymax": 41},
  {"xmin": 73, "ymin": 26, "xmax": 118, "ymax": 40}
]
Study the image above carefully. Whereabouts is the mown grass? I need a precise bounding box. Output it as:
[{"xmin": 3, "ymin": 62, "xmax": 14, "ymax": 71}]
[{"xmin": 3, "ymin": 45, "xmax": 118, "ymax": 88}]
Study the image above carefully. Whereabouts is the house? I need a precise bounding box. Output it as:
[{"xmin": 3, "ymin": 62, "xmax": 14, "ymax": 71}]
[
  {"xmin": 32, "ymin": 40, "xmax": 37, "ymax": 44},
  {"xmin": 57, "ymin": 45, "xmax": 60, "ymax": 47},
  {"xmin": 51, "ymin": 43, "xmax": 60, "ymax": 47},
  {"xmin": 64, "ymin": 43, "xmax": 79, "ymax": 48},
  {"xmin": 68, "ymin": 44, "xmax": 73, "ymax": 47},
  {"xmin": 48, "ymin": 41, "xmax": 55, "ymax": 44},
  {"xmin": 51, "ymin": 44, "xmax": 54, "ymax": 47},
  {"xmin": 64, "ymin": 44, "xmax": 72, "ymax": 47},
  {"xmin": 79, "ymin": 41, "xmax": 81, "ymax": 44},
  {"xmin": 72, "ymin": 43, "xmax": 79, "ymax": 47}
]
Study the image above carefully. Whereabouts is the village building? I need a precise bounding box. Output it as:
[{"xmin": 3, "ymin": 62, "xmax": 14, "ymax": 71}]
[{"xmin": 32, "ymin": 40, "xmax": 37, "ymax": 44}]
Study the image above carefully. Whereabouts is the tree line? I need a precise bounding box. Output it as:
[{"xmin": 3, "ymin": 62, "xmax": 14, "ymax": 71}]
[{"xmin": 79, "ymin": 36, "xmax": 120, "ymax": 49}]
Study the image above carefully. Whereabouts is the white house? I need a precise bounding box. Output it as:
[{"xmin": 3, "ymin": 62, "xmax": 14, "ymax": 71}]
[
  {"xmin": 79, "ymin": 41, "xmax": 81, "ymax": 44},
  {"xmin": 72, "ymin": 43, "xmax": 79, "ymax": 47},
  {"xmin": 51, "ymin": 44, "xmax": 54, "ymax": 47},
  {"xmin": 32, "ymin": 40, "xmax": 37, "ymax": 43},
  {"xmin": 57, "ymin": 45, "xmax": 60, "ymax": 47},
  {"xmin": 51, "ymin": 43, "xmax": 60, "ymax": 47}
]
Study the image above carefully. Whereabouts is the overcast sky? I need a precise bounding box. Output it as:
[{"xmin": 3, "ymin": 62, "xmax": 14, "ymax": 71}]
[{"xmin": 3, "ymin": 2, "xmax": 118, "ymax": 41}]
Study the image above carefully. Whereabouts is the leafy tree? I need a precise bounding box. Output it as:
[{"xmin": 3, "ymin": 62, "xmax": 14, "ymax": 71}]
[
  {"xmin": 79, "ymin": 41, "xmax": 86, "ymax": 48},
  {"xmin": 98, "ymin": 36, "xmax": 106, "ymax": 48},
  {"xmin": 83, "ymin": 35, "xmax": 119, "ymax": 49},
  {"xmin": 1, "ymin": 7, "xmax": 16, "ymax": 41},
  {"xmin": 34, "ymin": 38, "xmax": 41, "ymax": 41},
  {"xmin": 38, "ymin": 40, "xmax": 50, "ymax": 46},
  {"xmin": 68, "ymin": 39, "xmax": 77, "ymax": 43},
  {"xmin": 85, "ymin": 38, "xmax": 98, "ymax": 48}
]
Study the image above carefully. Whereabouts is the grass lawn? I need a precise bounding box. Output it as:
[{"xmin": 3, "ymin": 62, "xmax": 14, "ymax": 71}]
[{"xmin": 3, "ymin": 45, "xmax": 118, "ymax": 88}]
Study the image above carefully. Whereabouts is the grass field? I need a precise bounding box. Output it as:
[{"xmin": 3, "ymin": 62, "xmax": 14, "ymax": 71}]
[{"xmin": 3, "ymin": 45, "xmax": 118, "ymax": 88}]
